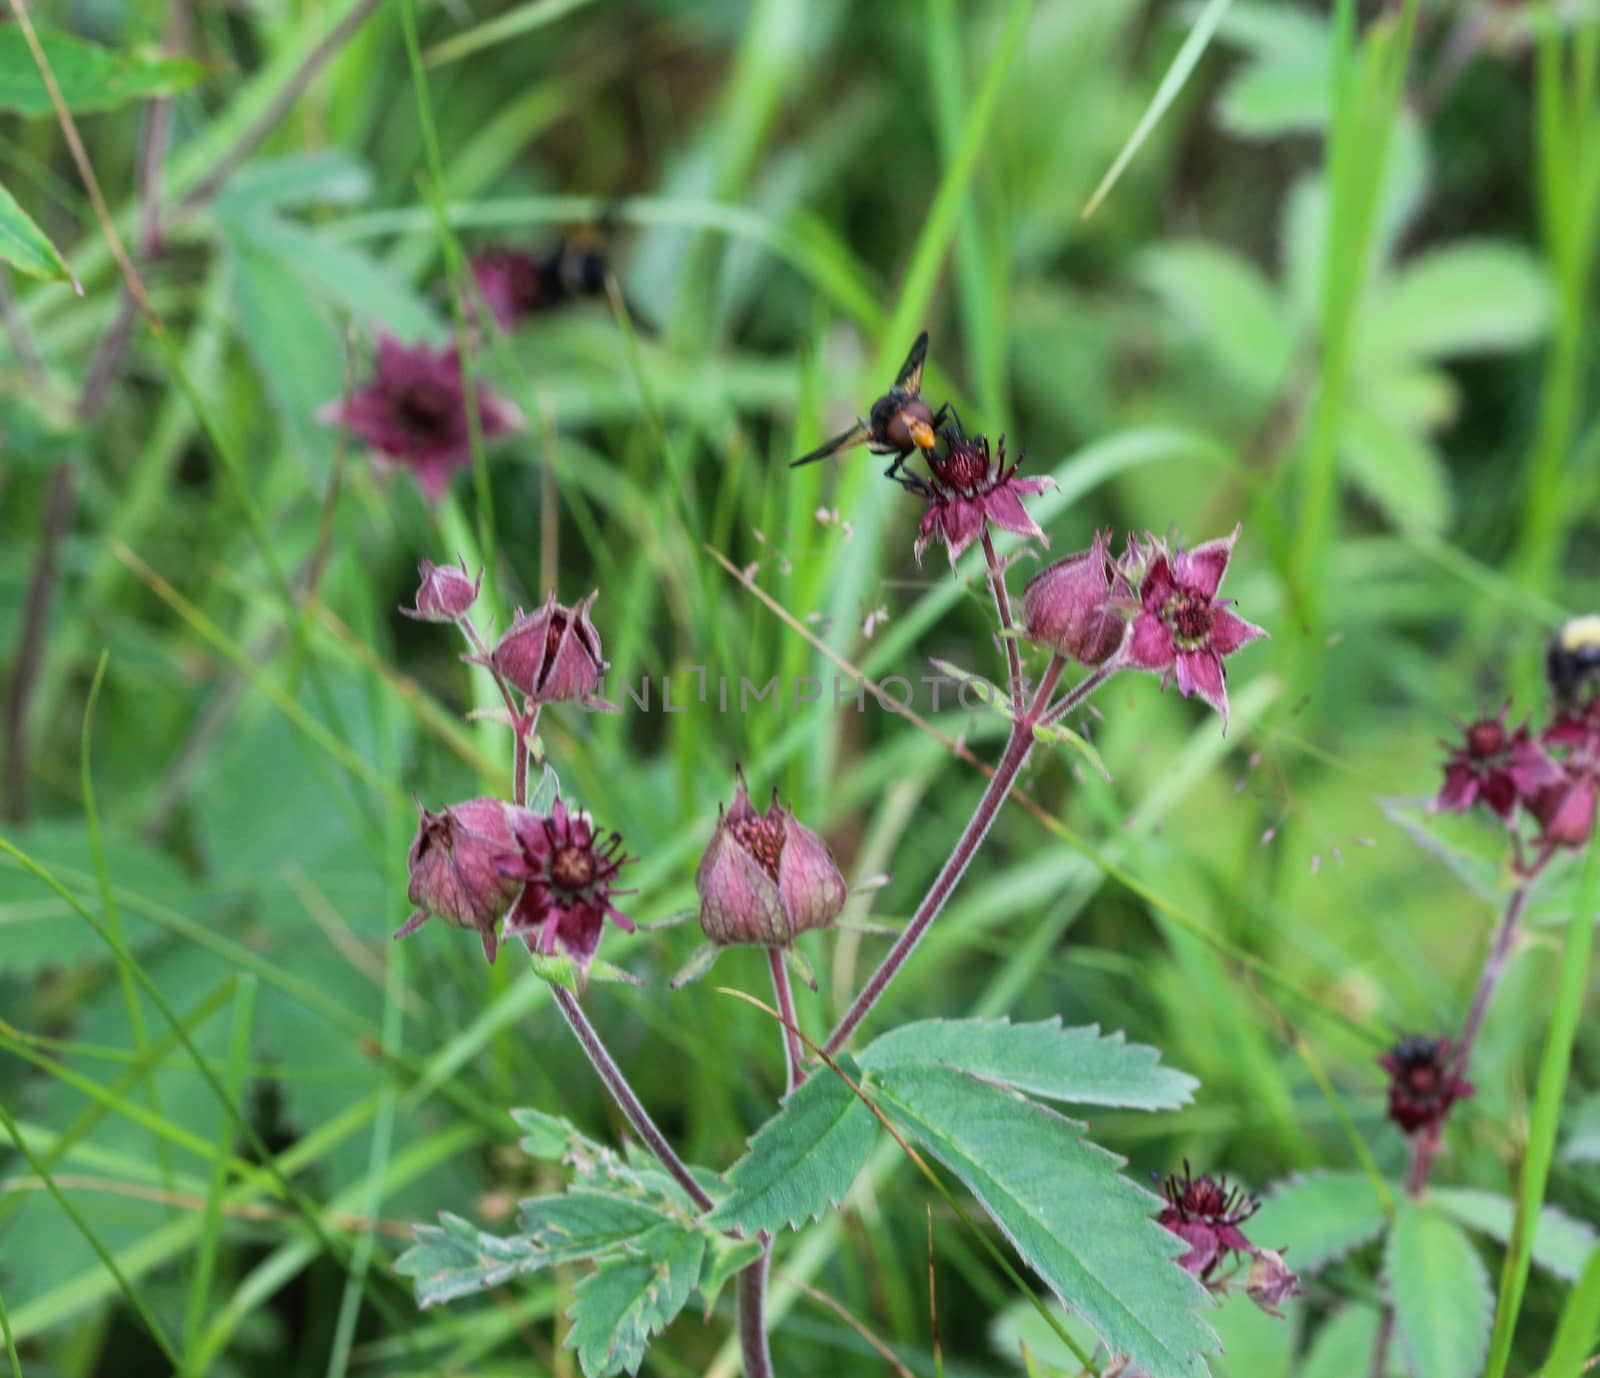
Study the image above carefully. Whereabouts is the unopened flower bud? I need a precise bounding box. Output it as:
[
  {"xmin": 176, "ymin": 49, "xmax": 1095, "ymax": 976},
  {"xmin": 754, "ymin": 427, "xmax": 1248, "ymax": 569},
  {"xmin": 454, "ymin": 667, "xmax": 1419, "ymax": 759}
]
[
  {"xmin": 490, "ymin": 591, "xmax": 605, "ymax": 703},
  {"xmin": 696, "ymin": 768, "xmax": 846, "ymax": 947},
  {"xmin": 402, "ymin": 557, "xmax": 482, "ymax": 623},
  {"xmin": 1379, "ymin": 1035, "xmax": 1473, "ymax": 1135},
  {"xmin": 1022, "ymin": 529, "xmax": 1129, "ymax": 666},
  {"xmin": 1246, "ymin": 1248, "xmax": 1301, "ymax": 1317},
  {"xmin": 1530, "ymin": 773, "xmax": 1598, "ymax": 850},
  {"xmin": 396, "ymin": 797, "xmax": 526, "ymax": 963}
]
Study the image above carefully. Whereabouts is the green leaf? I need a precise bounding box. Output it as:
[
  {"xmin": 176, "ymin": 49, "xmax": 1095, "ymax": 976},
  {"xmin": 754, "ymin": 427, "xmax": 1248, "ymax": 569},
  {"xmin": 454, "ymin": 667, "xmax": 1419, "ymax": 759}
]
[
  {"xmin": 527, "ymin": 950, "xmax": 582, "ymax": 992},
  {"xmin": 696, "ymin": 1234, "xmax": 764, "ymax": 1318},
  {"xmin": 1301, "ymin": 1305, "xmax": 1382, "ymax": 1378},
  {"xmin": 1215, "ymin": 62, "xmax": 1329, "ymax": 138},
  {"xmin": 1563, "ymin": 1090, "xmax": 1600, "ymax": 1164},
  {"xmin": 1385, "ymin": 1202, "xmax": 1492, "ymax": 1378},
  {"xmin": 871, "ymin": 1064, "xmax": 1216, "ymax": 1378},
  {"xmin": 1366, "ymin": 242, "xmax": 1551, "ymax": 362},
  {"xmin": 0, "ymin": 179, "xmax": 72, "ymax": 283},
  {"xmin": 860, "ymin": 1018, "xmax": 1198, "ymax": 1111},
  {"xmin": 517, "ymin": 1189, "xmax": 677, "ymax": 1261},
  {"xmin": 510, "ymin": 1107, "xmax": 585, "ymax": 1161},
  {"xmin": 1339, "ymin": 401, "xmax": 1453, "ymax": 534},
  {"xmin": 1136, "ymin": 240, "xmax": 1293, "ymax": 398},
  {"xmin": 1208, "ymin": 1289, "xmax": 1298, "ymax": 1378},
  {"xmin": 1430, "ymin": 1187, "xmax": 1598, "ymax": 1283},
  {"xmin": 566, "ymin": 1225, "xmax": 704, "ymax": 1378},
  {"xmin": 1541, "ymin": 1248, "xmax": 1600, "ymax": 1378},
  {"xmin": 0, "ymin": 28, "xmax": 204, "ymax": 115},
  {"xmin": 1251, "ymin": 1173, "xmax": 1390, "ymax": 1274},
  {"xmin": 708, "ymin": 1056, "xmax": 877, "ymax": 1234},
  {"xmin": 394, "ymin": 1213, "xmax": 542, "ymax": 1306}
]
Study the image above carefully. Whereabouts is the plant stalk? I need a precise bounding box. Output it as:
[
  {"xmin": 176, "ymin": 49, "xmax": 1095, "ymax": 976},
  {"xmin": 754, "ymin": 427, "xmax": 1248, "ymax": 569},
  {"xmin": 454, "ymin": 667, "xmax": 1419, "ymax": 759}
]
[
  {"xmin": 824, "ymin": 654, "xmax": 1067, "ymax": 1054},
  {"xmin": 979, "ymin": 529, "xmax": 1025, "ymax": 711},
  {"xmin": 768, "ymin": 948, "xmax": 805, "ymax": 1094}
]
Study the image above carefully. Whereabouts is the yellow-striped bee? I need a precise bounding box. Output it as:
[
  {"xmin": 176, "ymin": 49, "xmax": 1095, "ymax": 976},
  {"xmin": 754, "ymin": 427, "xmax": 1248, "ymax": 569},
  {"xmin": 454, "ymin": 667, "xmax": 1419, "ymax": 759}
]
[{"xmin": 1547, "ymin": 615, "xmax": 1600, "ymax": 710}]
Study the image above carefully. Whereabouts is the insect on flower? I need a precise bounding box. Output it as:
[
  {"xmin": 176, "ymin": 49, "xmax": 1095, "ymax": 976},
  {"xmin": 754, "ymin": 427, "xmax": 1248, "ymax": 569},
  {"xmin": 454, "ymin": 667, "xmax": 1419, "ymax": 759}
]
[
  {"xmin": 790, "ymin": 331, "xmax": 956, "ymax": 494},
  {"xmin": 1547, "ymin": 614, "xmax": 1600, "ymax": 712},
  {"xmin": 471, "ymin": 227, "xmax": 614, "ymax": 331}
]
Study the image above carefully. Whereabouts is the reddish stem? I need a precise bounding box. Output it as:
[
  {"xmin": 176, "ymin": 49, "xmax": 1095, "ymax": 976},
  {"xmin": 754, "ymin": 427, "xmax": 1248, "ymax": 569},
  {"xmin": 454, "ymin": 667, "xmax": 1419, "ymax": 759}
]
[
  {"xmin": 825, "ymin": 655, "xmax": 1067, "ymax": 1055},
  {"xmin": 768, "ymin": 948, "xmax": 805, "ymax": 1094},
  {"xmin": 980, "ymin": 529, "xmax": 1025, "ymax": 710}
]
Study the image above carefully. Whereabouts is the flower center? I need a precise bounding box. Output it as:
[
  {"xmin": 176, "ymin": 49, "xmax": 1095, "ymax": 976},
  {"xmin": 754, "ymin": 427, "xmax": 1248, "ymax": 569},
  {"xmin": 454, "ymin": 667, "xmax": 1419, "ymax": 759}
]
[
  {"xmin": 930, "ymin": 440, "xmax": 990, "ymax": 493},
  {"xmin": 1466, "ymin": 720, "xmax": 1507, "ymax": 759},
  {"xmin": 550, "ymin": 844, "xmax": 595, "ymax": 892},
  {"xmin": 1163, "ymin": 593, "xmax": 1213, "ymax": 651},
  {"xmin": 732, "ymin": 816, "xmax": 785, "ymax": 881},
  {"xmin": 396, "ymin": 380, "xmax": 455, "ymax": 437}
]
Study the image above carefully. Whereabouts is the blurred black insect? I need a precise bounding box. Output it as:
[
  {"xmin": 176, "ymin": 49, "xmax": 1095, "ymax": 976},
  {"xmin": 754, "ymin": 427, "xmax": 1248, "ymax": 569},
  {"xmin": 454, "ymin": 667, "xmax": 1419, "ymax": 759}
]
[
  {"xmin": 1548, "ymin": 614, "xmax": 1600, "ymax": 710},
  {"xmin": 471, "ymin": 227, "xmax": 614, "ymax": 331},
  {"xmin": 791, "ymin": 332, "xmax": 958, "ymax": 493}
]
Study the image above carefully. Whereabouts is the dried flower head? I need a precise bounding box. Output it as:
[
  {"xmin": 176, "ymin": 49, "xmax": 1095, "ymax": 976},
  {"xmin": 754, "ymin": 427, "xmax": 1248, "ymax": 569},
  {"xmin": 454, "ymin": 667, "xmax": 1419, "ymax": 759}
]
[
  {"xmin": 914, "ymin": 433, "xmax": 1051, "ymax": 568},
  {"xmin": 319, "ymin": 336, "xmax": 521, "ymax": 503},
  {"xmin": 1433, "ymin": 705, "xmax": 1561, "ymax": 822},
  {"xmin": 396, "ymin": 797, "xmax": 526, "ymax": 963},
  {"xmin": 1158, "ymin": 1163, "xmax": 1260, "ymax": 1281},
  {"xmin": 502, "ymin": 798, "xmax": 634, "ymax": 974},
  {"xmin": 1022, "ymin": 529, "xmax": 1131, "ymax": 666},
  {"xmin": 696, "ymin": 768, "xmax": 847, "ymax": 947},
  {"xmin": 1379, "ymin": 1035, "xmax": 1474, "ymax": 1135},
  {"xmin": 489, "ymin": 591, "xmax": 606, "ymax": 704},
  {"xmin": 401, "ymin": 557, "xmax": 482, "ymax": 623},
  {"xmin": 1123, "ymin": 525, "xmax": 1266, "ymax": 728}
]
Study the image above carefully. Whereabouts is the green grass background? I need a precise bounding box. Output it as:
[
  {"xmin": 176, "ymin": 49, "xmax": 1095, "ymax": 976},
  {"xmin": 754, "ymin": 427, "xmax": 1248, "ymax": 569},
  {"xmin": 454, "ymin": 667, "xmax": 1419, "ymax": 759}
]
[{"xmin": 1, "ymin": 0, "xmax": 1597, "ymax": 1375}]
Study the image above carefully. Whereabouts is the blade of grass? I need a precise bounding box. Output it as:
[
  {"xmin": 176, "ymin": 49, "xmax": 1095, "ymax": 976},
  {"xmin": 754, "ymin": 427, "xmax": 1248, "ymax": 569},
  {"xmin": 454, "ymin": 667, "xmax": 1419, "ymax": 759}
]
[
  {"xmin": 1083, "ymin": 0, "xmax": 1234, "ymax": 219},
  {"xmin": 1537, "ymin": 1247, "xmax": 1600, "ymax": 1378},
  {"xmin": 181, "ymin": 973, "xmax": 257, "ymax": 1373},
  {"xmin": 0, "ymin": 1284, "xmax": 17, "ymax": 1378},
  {"xmin": 0, "ymin": 1099, "xmax": 184, "ymax": 1367},
  {"xmin": 424, "ymin": 0, "xmax": 598, "ymax": 67},
  {"xmin": 1483, "ymin": 831, "xmax": 1599, "ymax": 1378}
]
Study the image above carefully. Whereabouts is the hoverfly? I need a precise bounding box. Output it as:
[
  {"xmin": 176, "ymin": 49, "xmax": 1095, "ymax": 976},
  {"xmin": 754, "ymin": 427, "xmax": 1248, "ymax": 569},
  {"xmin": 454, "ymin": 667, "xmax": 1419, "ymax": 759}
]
[{"xmin": 791, "ymin": 332, "xmax": 959, "ymax": 493}]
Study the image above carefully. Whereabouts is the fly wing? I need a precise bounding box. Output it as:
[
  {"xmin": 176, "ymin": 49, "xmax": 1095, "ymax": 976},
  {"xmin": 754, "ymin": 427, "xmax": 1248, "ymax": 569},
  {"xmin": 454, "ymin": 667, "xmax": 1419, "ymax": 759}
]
[
  {"xmin": 791, "ymin": 419, "xmax": 870, "ymax": 467},
  {"xmin": 894, "ymin": 330, "xmax": 929, "ymax": 397}
]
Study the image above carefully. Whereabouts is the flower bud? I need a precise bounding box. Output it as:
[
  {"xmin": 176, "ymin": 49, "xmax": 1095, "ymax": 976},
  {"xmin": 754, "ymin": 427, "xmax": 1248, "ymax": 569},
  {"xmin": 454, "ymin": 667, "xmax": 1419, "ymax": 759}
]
[
  {"xmin": 396, "ymin": 797, "xmax": 526, "ymax": 963},
  {"xmin": 1379, "ymin": 1035, "xmax": 1473, "ymax": 1135},
  {"xmin": 490, "ymin": 591, "xmax": 605, "ymax": 703},
  {"xmin": 1530, "ymin": 773, "xmax": 1598, "ymax": 850},
  {"xmin": 1246, "ymin": 1248, "xmax": 1301, "ymax": 1317},
  {"xmin": 696, "ymin": 769, "xmax": 847, "ymax": 947},
  {"xmin": 401, "ymin": 557, "xmax": 482, "ymax": 623},
  {"xmin": 1022, "ymin": 529, "xmax": 1130, "ymax": 666}
]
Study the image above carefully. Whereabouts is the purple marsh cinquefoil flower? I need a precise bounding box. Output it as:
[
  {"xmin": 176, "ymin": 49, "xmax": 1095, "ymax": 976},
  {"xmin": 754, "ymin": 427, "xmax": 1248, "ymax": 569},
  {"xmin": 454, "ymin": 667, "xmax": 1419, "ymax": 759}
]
[
  {"xmin": 1157, "ymin": 1163, "xmax": 1260, "ymax": 1281},
  {"xmin": 502, "ymin": 798, "xmax": 635, "ymax": 974},
  {"xmin": 1433, "ymin": 706, "xmax": 1561, "ymax": 822},
  {"xmin": 319, "ymin": 335, "xmax": 521, "ymax": 503},
  {"xmin": 913, "ymin": 433, "xmax": 1051, "ymax": 568},
  {"xmin": 1379, "ymin": 1035, "xmax": 1474, "ymax": 1135},
  {"xmin": 1122, "ymin": 525, "xmax": 1266, "ymax": 728},
  {"xmin": 1022, "ymin": 528, "xmax": 1131, "ymax": 666},
  {"xmin": 400, "ymin": 557, "xmax": 482, "ymax": 624},
  {"xmin": 488, "ymin": 592, "xmax": 608, "ymax": 705},
  {"xmin": 396, "ymin": 797, "xmax": 526, "ymax": 964}
]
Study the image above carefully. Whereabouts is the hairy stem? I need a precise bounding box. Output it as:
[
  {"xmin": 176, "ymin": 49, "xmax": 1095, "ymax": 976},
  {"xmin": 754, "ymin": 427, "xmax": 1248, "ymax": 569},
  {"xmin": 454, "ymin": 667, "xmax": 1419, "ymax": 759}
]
[
  {"xmin": 825, "ymin": 654, "xmax": 1067, "ymax": 1054},
  {"xmin": 768, "ymin": 948, "xmax": 805, "ymax": 1094},
  {"xmin": 1453, "ymin": 883, "xmax": 1531, "ymax": 1079},
  {"xmin": 737, "ymin": 1253, "xmax": 774, "ymax": 1378},
  {"xmin": 980, "ymin": 529, "xmax": 1025, "ymax": 711},
  {"xmin": 552, "ymin": 988, "xmax": 714, "ymax": 1213}
]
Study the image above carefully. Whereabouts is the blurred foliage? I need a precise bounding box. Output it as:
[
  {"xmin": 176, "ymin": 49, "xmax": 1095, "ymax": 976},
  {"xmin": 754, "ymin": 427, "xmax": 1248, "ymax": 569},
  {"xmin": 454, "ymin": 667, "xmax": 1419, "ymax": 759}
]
[{"xmin": 1, "ymin": 0, "xmax": 1597, "ymax": 1375}]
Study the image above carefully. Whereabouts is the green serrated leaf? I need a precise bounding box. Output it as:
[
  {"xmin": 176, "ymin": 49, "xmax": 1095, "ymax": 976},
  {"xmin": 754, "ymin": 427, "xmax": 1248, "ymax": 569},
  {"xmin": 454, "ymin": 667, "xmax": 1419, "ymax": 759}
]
[
  {"xmin": 860, "ymin": 1018, "xmax": 1198, "ymax": 1111},
  {"xmin": 871, "ymin": 1064, "xmax": 1216, "ymax": 1378},
  {"xmin": 566, "ymin": 1225, "xmax": 705, "ymax": 1377},
  {"xmin": 0, "ymin": 28, "xmax": 204, "ymax": 115},
  {"xmin": 1365, "ymin": 241, "xmax": 1551, "ymax": 363},
  {"xmin": 1251, "ymin": 1172, "xmax": 1390, "ymax": 1274},
  {"xmin": 517, "ymin": 1189, "xmax": 676, "ymax": 1260},
  {"xmin": 394, "ymin": 1213, "xmax": 541, "ymax": 1306},
  {"xmin": 1385, "ymin": 1203, "xmax": 1491, "ymax": 1378},
  {"xmin": 697, "ymin": 1234, "xmax": 764, "ymax": 1317},
  {"xmin": 0, "ymin": 179, "xmax": 71, "ymax": 283},
  {"xmin": 708, "ymin": 1056, "xmax": 877, "ymax": 1234},
  {"xmin": 1301, "ymin": 1304, "xmax": 1381, "ymax": 1378},
  {"xmin": 1430, "ymin": 1187, "xmax": 1598, "ymax": 1283},
  {"xmin": 511, "ymin": 1107, "xmax": 585, "ymax": 1161}
]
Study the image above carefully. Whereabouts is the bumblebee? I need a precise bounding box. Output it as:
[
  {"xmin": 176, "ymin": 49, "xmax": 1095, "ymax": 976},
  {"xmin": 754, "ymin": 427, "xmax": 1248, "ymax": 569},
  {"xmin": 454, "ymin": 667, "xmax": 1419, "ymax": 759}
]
[
  {"xmin": 1547, "ymin": 615, "xmax": 1600, "ymax": 710},
  {"xmin": 791, "ymin": 331, "xmax": 958, "ymax": 493}
]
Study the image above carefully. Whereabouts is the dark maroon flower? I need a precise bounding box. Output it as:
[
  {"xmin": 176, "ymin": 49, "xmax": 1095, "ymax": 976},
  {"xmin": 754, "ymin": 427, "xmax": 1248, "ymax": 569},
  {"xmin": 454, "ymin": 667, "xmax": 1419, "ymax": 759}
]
[
  {"xmin": 319, "ymin": 335, "xmax": 521, "ymax": 503},
  {"xmin": 1379, "ymin": 1035, "xmax": 1474, "ymax": 1135},
  {"xmin": 913, "ymin": 433, "xmax": 1051, "ymax": 568},
  {"xmin": 396, "ymin": 797, "xmax": 526, "ymax": 964},
  {"xmin": 696, "ymin": 768, "xmax": 847, "ymax": 947},
  {"xmin": 471, "ymin": 249, "xmax": 548, "ymax": 331},
  {"xmin": 401, "ymin": 557, "xmax": 482, "ymax": 623},
  {"xmin": 488, "ymin": 591, "xmax": 607, "ymax": 704},
  {"xmin": 502, "ymin": 798, "xmax": 634, "ymax": 974},
  {"xmin": 1543, "ymin": 697, "xmax": 1600, "ymax": 751},
  {"xmin": 1528, "ymin": 757, "xmax": 1600, "ymax": 851},
  {"xmin": 1433, "ymin": 705, "xmax": 1561, "ymax": 822},
  {"xmin": 1158, "ymin": 1163, "xmax": 1260, "ymax": 1281},
  {"xmin": 1123, "ymin": 526, "xmax": 1266, "ymax": 728},
  {"xmin": 1022, "ymin": 528, "xmax": 1131, "ymax": 666}
]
